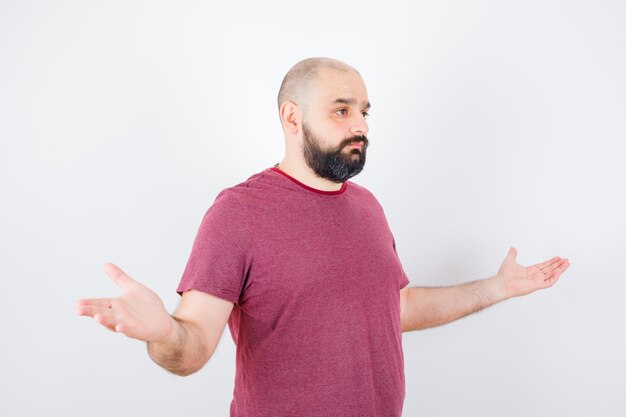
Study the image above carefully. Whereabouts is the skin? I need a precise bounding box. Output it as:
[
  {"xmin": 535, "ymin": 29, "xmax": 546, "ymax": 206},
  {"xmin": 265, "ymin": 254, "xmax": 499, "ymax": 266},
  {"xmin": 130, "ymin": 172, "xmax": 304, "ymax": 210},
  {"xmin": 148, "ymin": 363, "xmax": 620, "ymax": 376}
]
[
  {"xmin": 75, "ymin": 63, "xmax": 571, "ymax": 376},
  {"xmin": 400, "ymin": 247, "xmax": 570, "ymax": 331}
]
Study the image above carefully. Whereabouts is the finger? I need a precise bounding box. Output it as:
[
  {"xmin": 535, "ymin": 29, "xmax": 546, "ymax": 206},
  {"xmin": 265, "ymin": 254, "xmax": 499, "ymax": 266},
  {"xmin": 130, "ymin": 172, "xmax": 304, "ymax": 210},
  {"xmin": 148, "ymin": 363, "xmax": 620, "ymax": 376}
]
[
  {"xmin": 544, "ymin": 259, "xmax": 570, "ymax": 286},
  {"xmin": 536, "ymin": 257, "xmax": 561, "ymax": 270},
  {"xmin": 115, "ymin": 321, "xmax": 148, "ymax": 340},
  {"xmin": 76, "ymin": 298, "xmax": 112, "ymax": 308},
  {"xmin": 542, "ymin": 259, "xmax": 567, "ymax": 275},
  {"xmin": 115, "ymin": 322, "xmax": 127, "ymax": 334},
  {"xmin": 115, "ymin": 322, "xmax": 135, "ymax": 336},
  {"xmin": 94, "ymin": 311, "xmax": 120, "ymax": 332},
  {"xmin": 103, "ymin": 262, "xmax": 136, "ymax": 291},
  {"xmin": 76, "ymin": 304, "xmax": 111, "ymax": 318},
  {"xmin": 507, "ymin": 247, "xmax": 517, "ymax": 261}
]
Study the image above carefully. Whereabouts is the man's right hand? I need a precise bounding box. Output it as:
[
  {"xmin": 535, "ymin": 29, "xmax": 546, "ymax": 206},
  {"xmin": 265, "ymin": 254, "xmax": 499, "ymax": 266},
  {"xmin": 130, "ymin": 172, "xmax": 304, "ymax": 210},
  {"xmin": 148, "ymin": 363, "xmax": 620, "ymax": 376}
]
[{"xmin": 76, "ymin": 263, "xmax": 175, "ymax": 343}]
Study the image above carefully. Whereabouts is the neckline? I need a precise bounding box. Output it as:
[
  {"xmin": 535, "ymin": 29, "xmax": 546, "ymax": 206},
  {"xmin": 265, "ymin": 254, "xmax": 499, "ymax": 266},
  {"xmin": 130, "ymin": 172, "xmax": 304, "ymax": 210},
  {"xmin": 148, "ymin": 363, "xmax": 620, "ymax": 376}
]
[{"xmin": 270, "ymin": 166, "xmax": 348, "ymax": 196}]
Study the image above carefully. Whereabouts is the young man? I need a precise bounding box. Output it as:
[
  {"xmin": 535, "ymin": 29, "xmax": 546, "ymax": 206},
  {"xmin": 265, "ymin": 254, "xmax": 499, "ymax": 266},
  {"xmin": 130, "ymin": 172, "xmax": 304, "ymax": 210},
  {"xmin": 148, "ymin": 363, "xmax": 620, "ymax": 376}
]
[{"xmin": 76, "ymin": 57, "xmax": 570, "ymax": 416}]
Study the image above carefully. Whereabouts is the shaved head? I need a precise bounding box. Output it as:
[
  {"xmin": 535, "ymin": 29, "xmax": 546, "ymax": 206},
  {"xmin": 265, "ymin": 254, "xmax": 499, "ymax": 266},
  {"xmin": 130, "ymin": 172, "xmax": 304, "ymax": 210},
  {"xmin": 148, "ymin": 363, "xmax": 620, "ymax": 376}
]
[{"xmin": 277, "ymin": 57, "xmax": 360, "ymax": 118}]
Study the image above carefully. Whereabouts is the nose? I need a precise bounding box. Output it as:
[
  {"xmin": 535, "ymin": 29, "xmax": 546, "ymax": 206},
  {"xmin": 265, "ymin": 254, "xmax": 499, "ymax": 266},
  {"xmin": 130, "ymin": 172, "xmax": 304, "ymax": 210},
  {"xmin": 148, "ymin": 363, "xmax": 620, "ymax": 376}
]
[{"xmin": 349, "ymin": 114, "xmax": 369, "ymax": 137}]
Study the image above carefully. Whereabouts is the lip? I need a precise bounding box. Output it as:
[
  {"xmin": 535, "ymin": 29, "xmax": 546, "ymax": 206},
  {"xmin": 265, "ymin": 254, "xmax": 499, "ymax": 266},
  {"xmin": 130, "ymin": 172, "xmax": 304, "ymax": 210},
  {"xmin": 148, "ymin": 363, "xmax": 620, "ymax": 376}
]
[{"xmin": 348, "ymin": 142, "xmax": 364, "ymax": 148}]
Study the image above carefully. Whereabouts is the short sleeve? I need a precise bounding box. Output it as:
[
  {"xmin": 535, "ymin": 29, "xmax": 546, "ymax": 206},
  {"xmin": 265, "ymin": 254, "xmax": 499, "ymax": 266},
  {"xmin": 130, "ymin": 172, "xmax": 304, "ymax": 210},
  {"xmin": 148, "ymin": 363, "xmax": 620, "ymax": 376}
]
[
  {"xmin": 176, "ymin": 189, "xmax": 251, "ymax": 304},
  {"xmin": 392, "ymin": 236, "xmax": 410, "ymax": 290}
]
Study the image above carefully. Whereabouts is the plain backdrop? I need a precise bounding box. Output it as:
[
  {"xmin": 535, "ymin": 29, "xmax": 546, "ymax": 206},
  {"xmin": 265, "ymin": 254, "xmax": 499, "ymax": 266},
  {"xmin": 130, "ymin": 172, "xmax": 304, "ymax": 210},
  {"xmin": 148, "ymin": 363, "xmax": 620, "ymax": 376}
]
[{"xmin": 1, "ymin": 1, "xmax": 625, "ymax": 416}]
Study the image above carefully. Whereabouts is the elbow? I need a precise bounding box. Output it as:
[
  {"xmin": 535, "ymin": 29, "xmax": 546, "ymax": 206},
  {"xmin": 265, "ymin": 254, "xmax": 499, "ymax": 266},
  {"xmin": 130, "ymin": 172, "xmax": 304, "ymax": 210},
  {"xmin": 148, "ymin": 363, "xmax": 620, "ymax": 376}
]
[
  {"xmin": 172, "ymin": 367, "xmax": 200, "ymax": 377},
  {"xmin": 174, "ymin": 347, "xmax": 216, "ymax": 377},
  {"xmin": 165, "ymin": 353, "xmax": 212, "ymax": 377},
  {"xmin": 148, "ymin": 344, "xmax": 215, "ymax": 377}
]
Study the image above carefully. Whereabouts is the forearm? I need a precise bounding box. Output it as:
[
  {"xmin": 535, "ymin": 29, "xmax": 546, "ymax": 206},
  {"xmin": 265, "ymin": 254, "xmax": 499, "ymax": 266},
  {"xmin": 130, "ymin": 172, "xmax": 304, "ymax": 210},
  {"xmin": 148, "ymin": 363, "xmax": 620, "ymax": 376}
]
[
  {"xmin": 401, "ymin": 276, "xmax": 508, "ymax": 332},
  {"xmin": 146, "ymin": 315, "xmax": 211, "ymax": 376}
]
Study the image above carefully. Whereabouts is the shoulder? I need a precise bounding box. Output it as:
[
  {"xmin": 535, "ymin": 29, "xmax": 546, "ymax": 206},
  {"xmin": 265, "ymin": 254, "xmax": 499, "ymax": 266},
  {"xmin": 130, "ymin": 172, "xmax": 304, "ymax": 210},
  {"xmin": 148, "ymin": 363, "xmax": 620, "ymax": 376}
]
[
  {"xmin": 345, "ymin": 181, "xmax": 391, "ymax": 223},
  {"xmin": 206, "ymin": 168, "xmax": 275, "ymax": 217},
  {"xmin": 346, "ymin": 181, "xmax": 382, "ymax": 205},
  {"xmin": 213, "ymin": 169, "xmax": 272, "ymax": 206}
]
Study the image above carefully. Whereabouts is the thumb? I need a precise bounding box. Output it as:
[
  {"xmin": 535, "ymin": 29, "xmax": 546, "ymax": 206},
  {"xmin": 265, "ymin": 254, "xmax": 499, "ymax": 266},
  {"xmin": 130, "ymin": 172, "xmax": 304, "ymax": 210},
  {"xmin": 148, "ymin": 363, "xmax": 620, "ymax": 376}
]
[
  {"xmin": 103, "ymin": 262, "xmax": 136, "ymax": 291},
  {"xmin": 507, "ymin": 246, "xmax": 517, "ymax": 261}
]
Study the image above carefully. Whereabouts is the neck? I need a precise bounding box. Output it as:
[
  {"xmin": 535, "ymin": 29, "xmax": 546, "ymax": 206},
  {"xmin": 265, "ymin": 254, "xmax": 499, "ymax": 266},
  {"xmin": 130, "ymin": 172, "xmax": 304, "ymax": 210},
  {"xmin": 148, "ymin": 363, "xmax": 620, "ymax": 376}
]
[{"xmin": 275, "ymin": 158, "xmax": 344, "ymax": 192}]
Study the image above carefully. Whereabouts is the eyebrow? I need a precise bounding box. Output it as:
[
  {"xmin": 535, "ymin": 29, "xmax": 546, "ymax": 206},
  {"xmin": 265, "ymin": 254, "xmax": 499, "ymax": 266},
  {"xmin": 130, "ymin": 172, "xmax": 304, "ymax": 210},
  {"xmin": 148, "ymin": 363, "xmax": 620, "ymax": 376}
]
[{"xmin": 331, "ymin": 97, "xmax": 371, "ymax": 110}]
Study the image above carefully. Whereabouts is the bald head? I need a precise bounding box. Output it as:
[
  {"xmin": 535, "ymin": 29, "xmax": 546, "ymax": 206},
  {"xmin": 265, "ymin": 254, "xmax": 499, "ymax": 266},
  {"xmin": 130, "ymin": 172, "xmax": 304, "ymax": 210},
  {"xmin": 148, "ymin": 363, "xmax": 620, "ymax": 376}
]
[{"xmin": 277, "ymin": 57, "xmax": 360, "ymax": 117}]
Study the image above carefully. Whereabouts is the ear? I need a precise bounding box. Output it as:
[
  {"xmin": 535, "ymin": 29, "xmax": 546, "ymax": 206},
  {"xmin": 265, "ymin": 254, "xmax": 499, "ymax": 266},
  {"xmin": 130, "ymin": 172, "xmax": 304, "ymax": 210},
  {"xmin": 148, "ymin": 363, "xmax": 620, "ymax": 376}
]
[{"xmin": 280, "ymin": 100, "xmax": 301, "ymax": 135}]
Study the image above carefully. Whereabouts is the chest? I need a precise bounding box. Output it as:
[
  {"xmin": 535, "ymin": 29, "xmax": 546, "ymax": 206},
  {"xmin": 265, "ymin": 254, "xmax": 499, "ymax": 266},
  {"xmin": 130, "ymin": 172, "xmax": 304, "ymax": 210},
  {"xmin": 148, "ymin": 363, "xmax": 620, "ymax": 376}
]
[{"xmin": 237, "ymin": 198, "xmax": 403, "ymax": 319}]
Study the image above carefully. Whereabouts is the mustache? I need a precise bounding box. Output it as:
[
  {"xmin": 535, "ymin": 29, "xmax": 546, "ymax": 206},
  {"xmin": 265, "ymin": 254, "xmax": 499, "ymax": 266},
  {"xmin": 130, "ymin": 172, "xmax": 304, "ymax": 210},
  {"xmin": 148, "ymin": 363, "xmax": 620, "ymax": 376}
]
[{"xmin": 339, "ymin": 135, "xmax": 369, "ymax": 149}]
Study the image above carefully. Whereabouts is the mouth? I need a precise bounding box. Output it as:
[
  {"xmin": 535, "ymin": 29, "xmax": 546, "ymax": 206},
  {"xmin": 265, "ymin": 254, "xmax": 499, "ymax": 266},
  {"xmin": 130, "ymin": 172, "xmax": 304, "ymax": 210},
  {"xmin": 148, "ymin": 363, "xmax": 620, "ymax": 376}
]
[{"xmin": 346, "ymin": 140, "xmax": 365, "ymax": 148}]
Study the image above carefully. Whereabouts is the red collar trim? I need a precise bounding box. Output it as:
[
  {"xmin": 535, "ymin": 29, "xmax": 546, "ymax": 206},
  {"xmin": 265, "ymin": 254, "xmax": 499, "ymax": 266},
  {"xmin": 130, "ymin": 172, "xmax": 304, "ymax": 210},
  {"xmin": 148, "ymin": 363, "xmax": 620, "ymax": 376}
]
[{"xmin": 270, "ymin": 167, "xmax": 347, "ymax": 195}]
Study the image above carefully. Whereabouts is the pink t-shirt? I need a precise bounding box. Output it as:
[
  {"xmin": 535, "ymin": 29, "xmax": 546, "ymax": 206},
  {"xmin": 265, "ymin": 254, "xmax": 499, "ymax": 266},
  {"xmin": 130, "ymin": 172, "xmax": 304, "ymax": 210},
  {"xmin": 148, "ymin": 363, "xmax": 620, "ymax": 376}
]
[{"xmin": 177, "ymin": 167, "xmax": 410, "ymax": 416}]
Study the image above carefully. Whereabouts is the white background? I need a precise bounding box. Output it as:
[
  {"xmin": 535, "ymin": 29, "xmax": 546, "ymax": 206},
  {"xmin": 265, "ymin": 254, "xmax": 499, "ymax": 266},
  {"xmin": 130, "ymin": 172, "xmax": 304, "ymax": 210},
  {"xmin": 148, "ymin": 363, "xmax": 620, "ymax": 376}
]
[{"xmin": 1, "ymin": 1, "xmax": 625, "ymax": 416}]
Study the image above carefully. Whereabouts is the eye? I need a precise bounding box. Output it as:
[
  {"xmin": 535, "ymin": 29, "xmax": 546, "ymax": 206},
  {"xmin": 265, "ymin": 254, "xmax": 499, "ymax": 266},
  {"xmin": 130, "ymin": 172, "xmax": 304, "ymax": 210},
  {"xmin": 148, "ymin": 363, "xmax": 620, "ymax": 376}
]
[
  {"xmin": 335, "ymin": 108, "xmax": 348, "ymax": 116},
  {"xmin": 362, "ymin": 111, "xmax": 370, "ymax": 119}
]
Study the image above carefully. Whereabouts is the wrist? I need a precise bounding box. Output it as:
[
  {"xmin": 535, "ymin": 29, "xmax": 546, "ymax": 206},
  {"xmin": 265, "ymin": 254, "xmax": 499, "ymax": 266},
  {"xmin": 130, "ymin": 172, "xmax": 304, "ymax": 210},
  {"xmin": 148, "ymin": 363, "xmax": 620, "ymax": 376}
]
[
  {"xmin": 484, "ymin": 275, "xmax": 510, "ymax": 303},
  {"xmin": 150, "ymin": 314, "xmax": 180, "ymax": 346}
]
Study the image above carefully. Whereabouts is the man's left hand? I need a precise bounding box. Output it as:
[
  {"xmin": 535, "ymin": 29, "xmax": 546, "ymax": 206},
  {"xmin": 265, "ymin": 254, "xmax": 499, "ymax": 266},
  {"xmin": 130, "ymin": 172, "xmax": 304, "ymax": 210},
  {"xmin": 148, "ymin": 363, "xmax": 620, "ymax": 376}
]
[{"xmin": 494, "ymin": 247, "xmax": 570, "ymax": 300}]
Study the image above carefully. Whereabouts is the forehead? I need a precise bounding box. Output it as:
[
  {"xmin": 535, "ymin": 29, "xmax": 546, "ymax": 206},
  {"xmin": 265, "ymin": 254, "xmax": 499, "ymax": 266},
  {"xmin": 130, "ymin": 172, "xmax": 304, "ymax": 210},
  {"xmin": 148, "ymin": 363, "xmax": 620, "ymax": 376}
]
[{"xmin": 309, "ymin": 67, "xmax": 370, "ymax": 108}]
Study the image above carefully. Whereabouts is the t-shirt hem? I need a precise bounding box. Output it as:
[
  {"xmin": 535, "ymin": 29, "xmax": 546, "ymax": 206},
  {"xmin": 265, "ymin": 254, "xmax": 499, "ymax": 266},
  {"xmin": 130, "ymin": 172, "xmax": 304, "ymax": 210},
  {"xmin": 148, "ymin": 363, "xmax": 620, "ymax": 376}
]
[{"xmin": 176, "ymin": 284, "xmax": 239, "ymax": 304}]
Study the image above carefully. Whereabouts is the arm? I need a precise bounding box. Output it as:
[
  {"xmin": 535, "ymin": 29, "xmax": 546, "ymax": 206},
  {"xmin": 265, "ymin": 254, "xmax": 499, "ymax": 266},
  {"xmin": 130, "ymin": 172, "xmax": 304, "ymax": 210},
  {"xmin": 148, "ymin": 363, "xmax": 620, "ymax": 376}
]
[
  {"xmin": 76, "ymin": 263, "xmax": 234, "ymax": 376},
  {"xmin": 400, "ymin": 247, "xmax": 570, "ymax": 332},
  {"xmin": 400, "ymin": 277, "xmax": 503, "ymax": 332},
  {"xmin": 147, "ymin": 290, "xmax": 233, "ymax": 376}
]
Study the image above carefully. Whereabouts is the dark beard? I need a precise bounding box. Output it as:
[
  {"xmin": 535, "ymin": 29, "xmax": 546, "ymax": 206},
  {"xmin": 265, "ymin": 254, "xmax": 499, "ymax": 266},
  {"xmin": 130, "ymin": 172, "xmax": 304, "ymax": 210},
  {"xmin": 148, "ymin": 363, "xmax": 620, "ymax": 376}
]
[{"xmin": 302, "ymin": 121, "xmax": 369, "ymax": 183}]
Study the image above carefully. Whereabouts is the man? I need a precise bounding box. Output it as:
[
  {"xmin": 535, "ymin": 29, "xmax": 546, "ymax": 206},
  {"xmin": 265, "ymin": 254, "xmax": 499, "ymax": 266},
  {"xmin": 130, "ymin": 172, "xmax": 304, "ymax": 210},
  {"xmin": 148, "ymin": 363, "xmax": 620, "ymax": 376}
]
[{"xmin": 76, "ymin": 57, "xmax": 571, "ymax": 416}]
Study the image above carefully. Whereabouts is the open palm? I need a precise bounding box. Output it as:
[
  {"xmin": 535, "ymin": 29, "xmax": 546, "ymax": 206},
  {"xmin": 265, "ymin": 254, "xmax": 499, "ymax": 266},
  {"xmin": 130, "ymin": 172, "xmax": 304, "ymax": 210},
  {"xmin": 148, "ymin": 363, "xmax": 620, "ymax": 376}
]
[
  {"xmin": 76, "ymin": 263, "xmax": 174, "ymax": 342},
  {"xmin": 496, "ymin": 247, "xmax": 570, "ymax": 298}
]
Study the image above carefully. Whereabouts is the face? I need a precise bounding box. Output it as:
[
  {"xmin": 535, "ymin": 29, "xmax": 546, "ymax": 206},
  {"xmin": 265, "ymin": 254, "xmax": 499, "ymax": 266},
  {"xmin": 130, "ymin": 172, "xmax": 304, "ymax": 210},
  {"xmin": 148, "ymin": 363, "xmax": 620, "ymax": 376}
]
[{"xmin": 300, "ymin": 68, "xmax": 371, "ymax": 183}]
